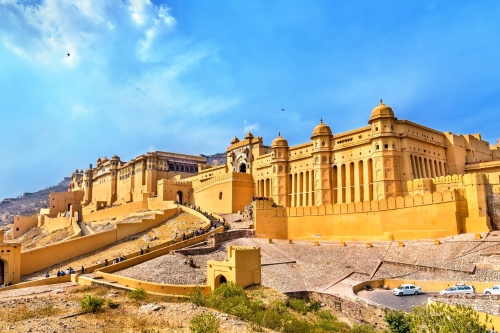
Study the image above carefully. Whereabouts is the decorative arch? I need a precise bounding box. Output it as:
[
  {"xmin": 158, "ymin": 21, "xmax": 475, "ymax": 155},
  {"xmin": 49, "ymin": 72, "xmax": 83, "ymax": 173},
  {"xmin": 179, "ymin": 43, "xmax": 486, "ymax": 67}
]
[
  {"xmin": 0, "ymin": 259, "xmax": 5, "ymax": 286},
  {"xmin": 239, "ymin": 163, "xmax": 247, "ymax": 173}
]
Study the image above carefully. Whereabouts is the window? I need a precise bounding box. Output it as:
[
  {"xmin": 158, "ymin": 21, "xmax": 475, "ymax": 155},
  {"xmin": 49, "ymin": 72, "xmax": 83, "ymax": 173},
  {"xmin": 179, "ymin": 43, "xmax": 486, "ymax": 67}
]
[
  {"xmin": 219, "ymin": 192, "xmax": 223, "ymax": 200},
  {"xmin": 384, "ymin": 144, "xmax": 388, "ymax": 149},
  {"xmin": 375, "ymin": 127, "xmax": 379, "ymax": 131},
  {"xmin": 376, "ymin": 145, "xmax": 380, "ymax": 150}
]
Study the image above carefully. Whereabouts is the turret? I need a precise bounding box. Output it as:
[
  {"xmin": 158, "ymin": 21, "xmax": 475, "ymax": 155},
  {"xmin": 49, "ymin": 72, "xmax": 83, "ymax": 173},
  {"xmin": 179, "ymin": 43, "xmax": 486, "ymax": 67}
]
[
  {"xmin": 270, "ymin": 133, "xmax": 289, "ymax": 206},
  {"xmin": 311, "ymin": 119, "xmax": 333, "ymax": 206}
]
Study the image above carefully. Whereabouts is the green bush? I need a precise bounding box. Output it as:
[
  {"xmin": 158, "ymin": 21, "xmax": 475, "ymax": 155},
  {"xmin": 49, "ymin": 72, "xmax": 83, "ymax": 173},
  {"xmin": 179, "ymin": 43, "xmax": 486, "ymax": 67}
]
[
  {"xmin": 189, "ymin": 287, "xmax": 206, "ymax": 306},
  {"xmin": 384, "ymin": 310, "xmax": 410, "ymax": 333},
  {"xmin": 129, "ymin": 288, "xmax": 147, "ymax": 300},
  {"xmin": 288, "ymin": 298, "xmax": 309, "ymax": 315},
  {"xmin": 348, "ymin": 323, "xmax": 379, "ymax": 333},
  {"xmin": 80, "ymin": 294, "xmax": 105, "ymax": 313},
  {"xmin": 190, "ymin": 312, "xmax": 220, "ymax": 333},
  {"xmin": 308, "ymin": 300, "xmax": 322, "ymax": 312}
]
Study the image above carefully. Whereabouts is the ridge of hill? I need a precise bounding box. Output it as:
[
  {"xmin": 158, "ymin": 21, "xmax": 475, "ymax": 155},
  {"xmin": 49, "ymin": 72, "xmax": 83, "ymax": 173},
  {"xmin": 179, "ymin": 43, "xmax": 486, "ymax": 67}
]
[{"xmin": 0, "ymin": 177, "xmax": 70, "ymax": 227}]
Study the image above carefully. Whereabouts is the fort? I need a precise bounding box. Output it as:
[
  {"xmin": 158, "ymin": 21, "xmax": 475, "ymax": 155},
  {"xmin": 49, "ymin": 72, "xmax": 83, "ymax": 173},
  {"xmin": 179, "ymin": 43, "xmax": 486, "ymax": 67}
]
[{"xmin": 1, "ymin": 100, "xmax": 500, "ymax": 329}]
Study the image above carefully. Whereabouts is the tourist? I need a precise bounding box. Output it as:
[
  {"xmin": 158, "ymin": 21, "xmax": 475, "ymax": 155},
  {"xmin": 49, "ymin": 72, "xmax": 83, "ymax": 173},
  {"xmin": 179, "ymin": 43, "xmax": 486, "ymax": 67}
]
[
  {"xmin": 104, "ymin": 259, "xmax": 108, "ymax": 267},
  {"xmin": 69, "ymin": 267, "xmax": 75, "ymax": 274},
  {"xmin": 146, "ymin": 245, "xmax": 150, "ymax": 253},
  {"xmin": 81, "ymin": 266, "xmax": 85, "ymax": 274},
  {"xmin": 45, "ymin": 272, "xmax": 49, "ymax": 278},
  {"xmin": 65, "ymin": 268, "xmax": 70, "ymax": 275},
  {"xmin": 140, "ymin": 248, "xmax": 144, "ymax": 255}
]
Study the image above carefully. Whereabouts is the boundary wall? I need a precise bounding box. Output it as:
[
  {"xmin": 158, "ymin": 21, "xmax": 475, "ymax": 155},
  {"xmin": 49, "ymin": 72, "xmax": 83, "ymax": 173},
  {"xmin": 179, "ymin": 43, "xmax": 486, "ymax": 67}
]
[
  {"xmin": 428, "ymin": 298, "xmax": 500, "ymax": 329},
  {"xmin": 20, "ymin": 206, "xmax": 180, "ymax": 275},
  {"xmin": 12, "ymin": 216, "xmax": 38, "ymax": 238},
  {"xmin": 254, "ymin": 190, "xmax": 466, "ymax": 241}
]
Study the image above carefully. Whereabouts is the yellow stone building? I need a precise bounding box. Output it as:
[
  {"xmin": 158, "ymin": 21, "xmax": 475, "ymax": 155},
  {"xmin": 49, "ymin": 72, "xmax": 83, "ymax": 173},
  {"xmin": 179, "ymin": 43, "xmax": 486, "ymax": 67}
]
[{"xmin": 64, "ymin": 100, "xmax": 500, "ymax": 241}]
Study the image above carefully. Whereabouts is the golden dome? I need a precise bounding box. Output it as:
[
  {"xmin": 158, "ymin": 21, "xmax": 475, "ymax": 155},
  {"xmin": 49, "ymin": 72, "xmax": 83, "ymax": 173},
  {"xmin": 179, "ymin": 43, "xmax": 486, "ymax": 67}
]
[
  {"xmin": 369, "ymin": 99, "xmax": 395, "ymax": 123},
  {"xmin": 311, "ymin": 119, "xmax": 332, "ymax": 138},
  {"xmin": 230, "ymin": 136, "xmax": 240, "ymax": 144},
  {"xmin": 111, "ymin": 155, "xmax": 120, "ymax": 160},
  {"xmin": 271, "ymin": 132, "xmax": 288, "ymax": 147}
]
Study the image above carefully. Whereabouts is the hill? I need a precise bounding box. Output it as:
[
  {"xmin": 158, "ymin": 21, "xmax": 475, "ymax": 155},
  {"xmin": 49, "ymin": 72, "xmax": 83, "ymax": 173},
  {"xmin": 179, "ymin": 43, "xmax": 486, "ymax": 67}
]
[{"xmin": 0, "ymin": 177, "xmax": 70, "ymax": 227}]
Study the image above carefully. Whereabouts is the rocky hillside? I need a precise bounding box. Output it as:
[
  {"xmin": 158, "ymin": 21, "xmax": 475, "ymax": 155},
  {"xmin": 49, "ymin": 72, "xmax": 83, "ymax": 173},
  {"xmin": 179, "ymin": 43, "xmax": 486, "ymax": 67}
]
[{"xmin": 0, "ymin": 177, "xmax": 70, "ymax": 227}]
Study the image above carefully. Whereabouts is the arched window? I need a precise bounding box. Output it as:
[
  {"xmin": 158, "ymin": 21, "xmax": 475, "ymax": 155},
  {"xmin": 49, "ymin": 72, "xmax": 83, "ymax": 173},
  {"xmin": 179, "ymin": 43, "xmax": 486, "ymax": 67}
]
[{"xmin": 219, "ymin": 192, "xmax": 223, "ymax": 200}]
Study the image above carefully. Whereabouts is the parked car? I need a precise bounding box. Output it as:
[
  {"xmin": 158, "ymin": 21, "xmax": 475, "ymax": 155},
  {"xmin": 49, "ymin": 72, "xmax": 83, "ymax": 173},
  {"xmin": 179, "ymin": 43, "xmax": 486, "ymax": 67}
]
[
  {"xmin": 393, "ymin": 284, "xmax": 422, "ymax": 296},
  {"xmin": 484, "ymin": 285, "xmax": 500, "ymax": 295},
  {"xmin": 439, "ymin": 284, "xmax": 475, "ymax": 295}
]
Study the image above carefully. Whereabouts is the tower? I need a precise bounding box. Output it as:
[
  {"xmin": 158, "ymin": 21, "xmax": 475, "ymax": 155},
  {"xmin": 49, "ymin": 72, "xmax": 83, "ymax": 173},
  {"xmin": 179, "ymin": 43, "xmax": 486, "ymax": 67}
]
[
  {"xmin": 311, "ymin": 119, "xmax": 333, "ymax": 206},
  {"xmin": 368, "ymin": 100, "xmax": 401, "ymax": 199},
  {"xmin": 270, "ymin": 133, "xmax": 289, "ymax": 206}
]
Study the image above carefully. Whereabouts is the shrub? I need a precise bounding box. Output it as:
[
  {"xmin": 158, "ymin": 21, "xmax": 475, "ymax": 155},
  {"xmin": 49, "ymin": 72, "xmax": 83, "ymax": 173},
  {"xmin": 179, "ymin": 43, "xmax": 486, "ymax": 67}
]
[
  {"xmin": 80, "ymin": 295, "xmax": 105, "ymax": 313},
  {"xmin": 308, "ymin": 300, "xmax": 322, "ymax": 312},
  {"xmin": 384, "ymin": 310, "xmax": 410, "ymax": 333},
  {"xmin": 190, "ymin": 312, "xmax": 220, "ymax": 333},
  {"xmin": 189, "ymin": 286, "xmax": 206, "ymax": 306},
  {"xmin": 129, "ymin": 288, "xmax": 147, "ymax": 300},
  {"xmin": 348, "ymin": 323, "xmax": 379, "ymax": 333},
  {"xmin": 288, "ymin": 298, "xmax": 309, "ymax": 315}
]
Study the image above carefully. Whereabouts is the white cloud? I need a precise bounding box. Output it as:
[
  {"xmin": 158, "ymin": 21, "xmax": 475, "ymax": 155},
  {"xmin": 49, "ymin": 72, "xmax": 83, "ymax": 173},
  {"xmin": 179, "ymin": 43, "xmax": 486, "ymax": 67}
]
[
  {"xmin": 70, "ymin": 103, "xmax": 96, "ymax": 119},
  {"xmin": 243, "ymin": 120, "xmax": 259, "ymax": 134}
]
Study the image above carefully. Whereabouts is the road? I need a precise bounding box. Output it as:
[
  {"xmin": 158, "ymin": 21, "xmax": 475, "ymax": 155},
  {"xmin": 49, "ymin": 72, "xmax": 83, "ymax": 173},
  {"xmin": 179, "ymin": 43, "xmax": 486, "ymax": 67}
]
[{"xmin": 356, "ymin": 288, "xmax": 438, "ymax": 312}]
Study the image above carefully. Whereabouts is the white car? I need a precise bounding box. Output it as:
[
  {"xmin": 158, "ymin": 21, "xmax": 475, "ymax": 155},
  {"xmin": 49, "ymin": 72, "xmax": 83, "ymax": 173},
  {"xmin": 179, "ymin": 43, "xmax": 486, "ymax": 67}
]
[
  {"xmin": 484, "ymin": 285, "xmax": 500, "ymax": 295},
  {"xmin": 393, "ymin": 284, "xmax": 422, "ymax": 296},
  {"xmin": 439, "ymin": 284, "xmax": 475, "ymax": 295}
]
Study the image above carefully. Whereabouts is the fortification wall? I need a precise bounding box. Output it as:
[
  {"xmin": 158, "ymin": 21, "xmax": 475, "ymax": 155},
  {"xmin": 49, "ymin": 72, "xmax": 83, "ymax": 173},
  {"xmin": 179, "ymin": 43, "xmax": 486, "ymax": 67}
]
[
  {"xmin": 43, "ymin": 216, "xmax": 72, "ymax": 233},
  {"xmin": 116, "ymin": 208, "xmax": 179, "ymax": 240},
  {"xmin": 82, "ymin": 201, "xmax": 148, "ymax": 222},
  {"xmin": 254, "ymin": 190, "xmax": 463, "ymax": 241},
  {"xmin": 20, "ymin": 207, "xmax": 181, "ymax": 275},
  {"xmin": 12, "ymin": 216, "xmax": 38, "ymax": 238}
]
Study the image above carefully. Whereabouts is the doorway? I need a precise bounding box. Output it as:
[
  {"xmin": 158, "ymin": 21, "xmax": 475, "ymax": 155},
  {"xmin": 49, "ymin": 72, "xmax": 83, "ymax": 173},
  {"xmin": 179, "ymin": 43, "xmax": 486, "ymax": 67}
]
[{"xmin": 176, "ymin": 191, "xmax": 183, "ymax": 204}]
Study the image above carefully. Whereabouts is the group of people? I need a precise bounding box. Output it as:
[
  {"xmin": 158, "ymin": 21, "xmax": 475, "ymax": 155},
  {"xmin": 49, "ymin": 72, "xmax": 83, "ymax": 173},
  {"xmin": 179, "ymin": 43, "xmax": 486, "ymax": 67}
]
[
  {"xmin": 56, "ymin": 267, "xmax": 75, "ymax": 276},
  {"xmin": 112, "ymin": 255, "xmax": 126, "ymax": 264},
  {"xmin": 140, "ymin": 245, "xmax": 150, "ymax": 255}
]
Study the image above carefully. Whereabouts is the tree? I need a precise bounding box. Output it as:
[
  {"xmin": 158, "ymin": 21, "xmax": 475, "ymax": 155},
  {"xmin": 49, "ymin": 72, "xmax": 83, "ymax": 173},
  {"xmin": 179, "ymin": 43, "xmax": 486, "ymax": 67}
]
[
  {"xmin": 407, "ymin": 303, "xmax": 491, "ymax": 333},
  {"xmin": 384, "ymin": 310, "xmax": 410, "ymax": 333}
]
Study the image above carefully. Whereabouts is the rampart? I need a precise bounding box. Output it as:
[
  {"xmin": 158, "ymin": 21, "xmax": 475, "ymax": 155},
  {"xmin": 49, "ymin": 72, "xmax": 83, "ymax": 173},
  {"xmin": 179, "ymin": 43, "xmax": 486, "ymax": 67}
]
[
  {"xmin": 254, "ymin": 181, "xmax": 491, "ymax": 241},
  {"xmin": 193, "ymin": 171, "xmax": 254, "ymax": 193},
  {"xmin": 20, "ymin": 206, "xmax": 180, "ymax": 275},
  {"xmin": 12, "ymin": 216, "xmax": 38, "ymax": 238}
]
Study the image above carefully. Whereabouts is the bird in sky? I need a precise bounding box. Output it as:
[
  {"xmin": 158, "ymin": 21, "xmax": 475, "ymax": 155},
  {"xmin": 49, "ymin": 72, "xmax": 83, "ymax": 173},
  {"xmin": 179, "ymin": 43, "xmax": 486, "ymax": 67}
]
[
  {"xmin": 281, "ymin": 108, "xmax": 285, "ymax": 112},
  {"xmin": 67, "ymin": 53, "xmax": 70, "ymax": 57}
]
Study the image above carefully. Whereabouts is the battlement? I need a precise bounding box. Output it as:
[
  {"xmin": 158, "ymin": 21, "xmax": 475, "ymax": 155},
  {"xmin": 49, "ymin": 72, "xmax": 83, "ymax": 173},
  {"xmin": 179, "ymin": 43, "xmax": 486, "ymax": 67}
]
[
  {"xmin": 254, "ymin": 190, "xmax": 456, "ymax": 216},
  {"xmin": 407, "ymin": 173, "xmax": 488, "ymax": 192},
  {"xmin": 193, "ymin": 172, "xmax": 254, "ymax": 192}
]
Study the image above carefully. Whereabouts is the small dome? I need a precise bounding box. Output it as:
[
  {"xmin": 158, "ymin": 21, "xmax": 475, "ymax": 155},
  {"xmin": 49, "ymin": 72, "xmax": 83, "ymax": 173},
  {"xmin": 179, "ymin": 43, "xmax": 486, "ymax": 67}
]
[
  {"xmin": 79, "ymin": 169, "xmax": 83, "ymax": 173},
  {"xmin": 271, "ymin": 132, "xmax": 288, "ymax": 147},
  {"xmin": 311, "ymin": 119, "xmax": 332, "ymax": 138},
  {"xmin": 231, "ymin": 136, "xmax": 240, "ymax": 144},
  {"xmin": 102, "ymin": 156, "xmax": 109, "ymax": 163},
  {"xmin": 111, "ymin": 155, "xmax": 120, "ymax": 160},
  {"xmin": 245, "ymin": 131, "xmax": 254, "ymax": 140},
  {"xmin": 369, "ymin": 99, "xmax": 395, "ymax": 123}
]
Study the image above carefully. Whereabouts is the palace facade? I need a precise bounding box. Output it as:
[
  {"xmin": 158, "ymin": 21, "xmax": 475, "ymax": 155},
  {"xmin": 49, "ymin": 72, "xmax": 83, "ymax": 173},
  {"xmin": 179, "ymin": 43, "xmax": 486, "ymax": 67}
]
[{"xmin": 64, "ymin": 100, "xmax": 500, "ymax": 240}]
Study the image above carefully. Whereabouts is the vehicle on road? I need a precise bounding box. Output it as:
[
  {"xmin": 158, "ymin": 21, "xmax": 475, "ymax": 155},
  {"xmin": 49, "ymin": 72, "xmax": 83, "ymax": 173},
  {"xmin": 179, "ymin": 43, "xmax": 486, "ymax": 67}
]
[
  {"xmin": 439, "ymin": 284, "xmax": 475, "ymax": 295},
  {"xmin": 484, "ymin": 285, "xmax": 500, "ymax": 295},
  {"xmin": 393, "ymin": 284, "xmax": 422, "ymax": 296}
]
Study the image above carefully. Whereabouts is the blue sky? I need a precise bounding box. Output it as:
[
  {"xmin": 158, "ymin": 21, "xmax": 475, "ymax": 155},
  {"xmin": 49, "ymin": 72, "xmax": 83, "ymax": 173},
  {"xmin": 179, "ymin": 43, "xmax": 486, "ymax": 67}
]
[{"xmin": 0, "ymin": 0, "xmax": 499, "ymax": 199}]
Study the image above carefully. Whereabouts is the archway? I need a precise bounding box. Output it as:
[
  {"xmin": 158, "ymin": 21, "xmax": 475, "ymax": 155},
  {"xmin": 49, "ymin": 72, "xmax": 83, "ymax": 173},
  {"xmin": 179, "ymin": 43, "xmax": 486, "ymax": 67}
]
[
  {"xmin": 0, "ymin": 260, "xmax": 4, "ymax": 286},
  {"xmin": 239, "ymin": 163, "xmax": 247, "ymax": 173},
  {"xmin": 214, "ymin": 274, "xmax": 227, "ymax": 288},
  {"xmin": 176, "ymin": 191, "xmax": 183, "ymax": 204}
]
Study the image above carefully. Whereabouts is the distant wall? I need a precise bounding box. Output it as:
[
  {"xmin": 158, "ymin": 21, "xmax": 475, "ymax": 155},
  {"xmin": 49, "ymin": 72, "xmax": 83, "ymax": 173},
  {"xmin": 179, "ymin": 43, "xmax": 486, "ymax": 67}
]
[
  {"xmin": 83, "ymin": 201, "xmax": 148, "ymax": 222},
  {"xmin": 13, "ymin": 216, "xmax": 38, "ymax": 238},
  {"xmin": 20, "ymin": 207, "xmax": 179, "ymax": 275}
]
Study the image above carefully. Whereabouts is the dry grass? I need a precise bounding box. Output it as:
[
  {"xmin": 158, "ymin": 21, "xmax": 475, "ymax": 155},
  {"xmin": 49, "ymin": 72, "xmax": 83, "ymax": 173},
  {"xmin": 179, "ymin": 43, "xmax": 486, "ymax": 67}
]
[{"xmin": 0, "ymin": 304, "xmax": 61, "ymax": 323}]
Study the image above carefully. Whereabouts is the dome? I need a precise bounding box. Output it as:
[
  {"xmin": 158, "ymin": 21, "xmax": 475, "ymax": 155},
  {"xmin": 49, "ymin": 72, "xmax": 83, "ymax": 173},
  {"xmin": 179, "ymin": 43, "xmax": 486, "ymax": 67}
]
[
  {"xmin": 111, "ymin": 155, "xmax": 120, "ymax": 160},
  {"xmin": 271, "ymin": 132, "xmax": 288, "ymax": 147},
  {"xmin": 369, "ymin": 99, "xmax": 395, "ymax": 123},
  {"xmin": 101, "ymin": 156, "xmax": 109, "ymax": 163},
  {"xmin": 245, "ymin": 131, "xmax": 254, "ymax": 140},
  {"xmin": 311, "ymin": 119, "xmax": 332, "ymax": 138},
  {"xmin": 230, "ymin": 136, "xmax": 240, "ymax": 144}
]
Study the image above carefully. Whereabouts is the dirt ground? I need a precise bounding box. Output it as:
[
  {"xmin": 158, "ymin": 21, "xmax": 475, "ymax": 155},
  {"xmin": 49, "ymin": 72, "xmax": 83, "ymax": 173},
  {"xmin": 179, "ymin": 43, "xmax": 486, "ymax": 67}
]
[{"xmin": 0, "ymin": 283, "xmax": 272, "ymax": 333}]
